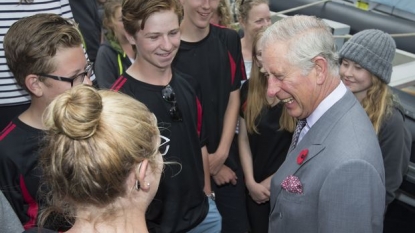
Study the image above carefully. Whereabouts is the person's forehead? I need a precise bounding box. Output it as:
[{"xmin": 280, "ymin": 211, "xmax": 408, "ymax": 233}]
[
  {"xmin": 141, "ymin": 10, "xmax": 179, "ymax": 32},
  {"xmin": 262, "ymin": 42, "xmax": 287, "ymax": 61},
  {"xmin": 50, "ymin": 46, "xmax": 86, "ymax": 74}
]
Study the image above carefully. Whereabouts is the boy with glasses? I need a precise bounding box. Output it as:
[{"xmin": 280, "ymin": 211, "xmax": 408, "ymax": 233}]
[
  {"xmin": 111, "ymin": 0, "xmax": 221, "ymax": 232},
  {"xmin": 0, "ymin": 13, "xmax": 92, "ymax": 230}
]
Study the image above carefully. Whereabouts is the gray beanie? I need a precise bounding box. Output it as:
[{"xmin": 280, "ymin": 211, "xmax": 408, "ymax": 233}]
[{"xmin": 339, "ymin": 29, "xmax": 396, "ymax": 84}]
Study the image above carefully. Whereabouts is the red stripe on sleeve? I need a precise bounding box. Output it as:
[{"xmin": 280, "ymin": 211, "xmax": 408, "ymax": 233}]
[
  {"xmin": 111, "ymin": 76, "xmax": 127, "ymax": 91},
  {"xmin": 20, "ymin": 175, "xmax": 38, "ymax": 230},
  {"xmin": 0, "ymin": 122, "xmax": 16, "ymax": 141},
  {"xmin": 196, "ymin": 97, "xmax": 203, "ymax": 136},
  {"xmin": 241, "ymin": 100, "xmax": 247, "ymax": 113},
  {"xmin": 241, "ymin": 60, "xmax": 247, "ymax": 80},
  {"xmin": 228, "ymin": 51, "xmax": 236, "ymax": 85}
]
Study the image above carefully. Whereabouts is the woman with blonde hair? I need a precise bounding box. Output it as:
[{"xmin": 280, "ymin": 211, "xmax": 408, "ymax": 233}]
[
  {"xmin": 236, "ymin": 0, "xmax": 271, "ymax": 79},
  {"xmin": 238, "ymin": 29, "xmax": 295, "ymax": 233},
  {"xmin": 27, "ymin": 85, "xmax": 163, "ymax": 233},
  {"xmin": 339, "ymin": 29, "xmax": 411, "ymax": 207}
]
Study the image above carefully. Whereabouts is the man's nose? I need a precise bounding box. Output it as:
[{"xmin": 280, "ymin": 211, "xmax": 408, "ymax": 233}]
[{"xmin": 267, "ymin": 76, "xmax": 281, "ymax": 97}]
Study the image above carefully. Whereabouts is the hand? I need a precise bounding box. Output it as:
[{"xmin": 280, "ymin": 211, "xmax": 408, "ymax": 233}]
[
  {"xmin": 260, "ymin": 176, "xmax": 272, "ymax": 191},
  {"xmin": 209, "ymin": 151, "xmax": 228, "ymax": 176},
  {"xmin": 246, "ymin": 181, "xmax": 270, "ymax": 204},
  {"xmin": 212, "ymin": 165, "xmax": 237, "ymax": 186}
]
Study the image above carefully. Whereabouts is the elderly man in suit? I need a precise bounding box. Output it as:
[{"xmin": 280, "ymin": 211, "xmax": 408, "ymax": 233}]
[{"xmin": 262, "ymin": 15, "xmax": 385, "ymax": 233}]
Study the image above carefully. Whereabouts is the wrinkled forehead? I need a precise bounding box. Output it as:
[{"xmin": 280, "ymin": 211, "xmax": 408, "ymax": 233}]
[{"xmin": 261, "ymin": 41, "xmax": 288, "ymax": 67}]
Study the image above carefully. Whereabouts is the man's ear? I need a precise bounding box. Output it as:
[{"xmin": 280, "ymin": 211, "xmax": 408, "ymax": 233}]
[
  {"xmin": 313, "ymin": 56, "xmax": 327, "ymax": 85},
  {"xmin": 25, "ymin": 74, "xmax": 43, "ymax": 97}
]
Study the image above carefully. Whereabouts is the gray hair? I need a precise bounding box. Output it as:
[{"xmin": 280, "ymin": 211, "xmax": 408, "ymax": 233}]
[{"xmin": 262, "ymin": 15, "xmax": 339, "ymax": 77}]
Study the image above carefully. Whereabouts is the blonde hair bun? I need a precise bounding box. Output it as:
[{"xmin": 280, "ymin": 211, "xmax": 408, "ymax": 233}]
[{"xmin": 44, "ymin": 85, "xmax": 103, "ymax": 140}]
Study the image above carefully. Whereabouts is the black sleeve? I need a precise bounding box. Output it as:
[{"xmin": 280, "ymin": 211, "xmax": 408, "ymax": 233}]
[
  {"xmin": 222, "ymin": 28, "xmax": 246, "ymax": 91},
  {"xmin": 240, "ymin": 79, "xmax": 249, "ymax": 118},
  {"xmin": 0, "ymin": 156, "xmax": 25, "ymax": 225}
]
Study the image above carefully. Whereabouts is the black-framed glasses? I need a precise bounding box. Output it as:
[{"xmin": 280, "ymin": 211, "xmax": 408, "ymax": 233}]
[
  {"xmin": 161, "ymin": 84, "xmax": 183, "ymax": 122},
  {"xmin": 36, "ymin": 62, "xmax": 93, "ymax": 87}
]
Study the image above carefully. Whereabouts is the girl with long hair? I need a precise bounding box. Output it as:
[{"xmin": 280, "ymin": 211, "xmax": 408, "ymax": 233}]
[
  {"xmin": 339, "ymin": 29, "xmax": 411, "ymax": 207},
  {"xmin": 238, "ymin": 29, "xmax": 295, "ymax": 233}
]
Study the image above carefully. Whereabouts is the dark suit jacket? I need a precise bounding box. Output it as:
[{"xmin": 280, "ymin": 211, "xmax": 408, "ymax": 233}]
[{"xmin": 269, "ymin": 90, "xmax": 385, "ymax": 233}]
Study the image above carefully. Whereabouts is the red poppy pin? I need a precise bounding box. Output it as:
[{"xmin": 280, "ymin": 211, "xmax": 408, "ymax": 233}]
[{"xmin": 297, "ymin": 149, "xmax": 309, "ymax": 165}]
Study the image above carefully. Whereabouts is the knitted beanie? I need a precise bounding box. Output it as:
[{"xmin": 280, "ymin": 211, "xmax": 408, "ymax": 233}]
[{"xmin": 339, "ymin": 29, "xmax": 396, "ymax": 84}]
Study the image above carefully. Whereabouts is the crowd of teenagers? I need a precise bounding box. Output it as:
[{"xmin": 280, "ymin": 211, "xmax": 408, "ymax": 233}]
[{"xmin": 0, "ymin": 0, "xmax": 412, "ymax": 233}]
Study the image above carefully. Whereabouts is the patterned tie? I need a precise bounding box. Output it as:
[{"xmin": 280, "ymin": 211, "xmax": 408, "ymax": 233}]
[{"xmin": 289, "ymin": 119, "xmax": 307, "ymax": 151}]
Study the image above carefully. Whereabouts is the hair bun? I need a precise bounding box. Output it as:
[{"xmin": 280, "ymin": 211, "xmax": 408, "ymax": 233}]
[{"xmin": 48, "ymin": 85, "xmax": 103, "ymax": 140}]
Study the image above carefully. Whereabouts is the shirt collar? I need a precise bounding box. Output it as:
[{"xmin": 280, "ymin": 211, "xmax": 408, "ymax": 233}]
[{"xmin": 305, "ymin": 81, "xmax": 347, "ymax": 129}]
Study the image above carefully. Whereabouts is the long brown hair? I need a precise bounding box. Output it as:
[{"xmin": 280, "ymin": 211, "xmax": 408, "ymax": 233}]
[
  {"xmin": 243, "ymin": 29, "xmax": 296, "ymax": 133},
  {"xmin": 361, "ymin": 75, "xmax": 394, "ymax": 134}
]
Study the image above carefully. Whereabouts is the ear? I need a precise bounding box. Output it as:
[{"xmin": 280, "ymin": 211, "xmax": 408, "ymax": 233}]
[
  {"xmin": 25, "ymin": 74, "xmax": 44, "ymax": 97},
  {"xmin": 136, "ymin": 159, "xmax": 150, "ymax": 191},
  {"xmin": 313, "ymin": 56, "xmax": 327, "ymax": 85},
  {"xmin": 125, "ymin": 31, "xmax": 136, "ymax": 45},
  {"xmin": 238, "ymin": 18, "xmax": 245, "ymax": 29}
]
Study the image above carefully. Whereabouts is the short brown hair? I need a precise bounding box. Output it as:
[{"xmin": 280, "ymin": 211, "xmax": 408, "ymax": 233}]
[
  {"xmin": 122, "ymin": 0, "xmax": 182, "ymax": 36},
  {"xmin": 3, "ymin": 13, "xmax": 82, "ymax": 90}
]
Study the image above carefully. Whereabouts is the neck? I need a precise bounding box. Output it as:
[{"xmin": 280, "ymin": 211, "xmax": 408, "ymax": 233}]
[
  {"xmin": 18, "ymin": 100, "xmax": 48, "ymax": 130},
  {"xmin": 180, "ymin": 20, "xmax": 210, "ymax": 42},
  {"xmin": 126, "ymin": 60, "xmax": 172, "ymax": 86},
  {"xmin": 241, "ymin": 37, "xmax": 253, "ymax": 62},
  {"xmin": 120, "ymin": 42, "xmax": 135, "ymax": 60},
  {"xmin": 67, "ymin": 208, "xmax": 148, "ymax": 233},
  {"xmin": 115, "ymin": 35, "xmax": 133, "ymax": 59},
  {"xmin": 316, "ymin": 77, "xmax": 341, "ymax": 108}
]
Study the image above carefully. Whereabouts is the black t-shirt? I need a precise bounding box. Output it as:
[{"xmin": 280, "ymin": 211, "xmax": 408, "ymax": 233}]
[
  {"xmin": 0, "ymin": 118, "xmax": 44, "ymax": 229},
  {"xmin": 173, "ymin": 24, "xmax": 246, "ymax": 155},
  {"xmin": 240, "ymin": 80, "xmax": 293, "ymax": 182},
  {"xmin": 111, "ymin": 71, "xmax": 208, "ymax": 233}
]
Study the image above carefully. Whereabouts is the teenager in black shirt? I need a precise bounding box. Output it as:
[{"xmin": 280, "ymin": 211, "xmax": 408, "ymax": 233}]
[
  {"xmin": 173, "ymin": 0, "xmax": 249, "ymax": 232},
  {"xmin": 111, "ymin": 0, "xmax": 221, "ymax": 232}
]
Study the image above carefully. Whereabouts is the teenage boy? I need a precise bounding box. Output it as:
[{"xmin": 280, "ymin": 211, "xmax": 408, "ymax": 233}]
[
  {"xmin": 173, "ymin": 0, "xmax": 249, "ymax": 232},
  {"xmin": 111, "ymin": 0, "xmax": 221, "ymax": 232},
  {"xmin": 0, "ymin": 13, "xmax": 92, "ymax": 229}
]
